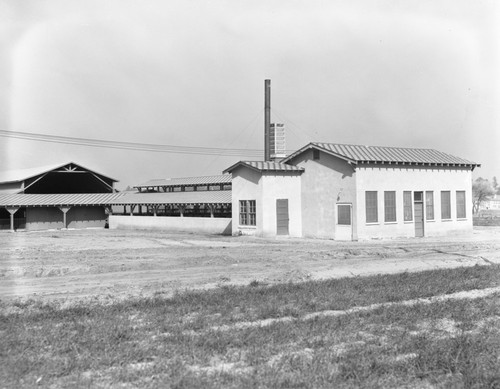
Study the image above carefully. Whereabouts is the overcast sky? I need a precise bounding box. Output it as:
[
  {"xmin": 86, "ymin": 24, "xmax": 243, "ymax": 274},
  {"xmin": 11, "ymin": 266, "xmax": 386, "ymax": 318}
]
[{"xmin": 0, "ymin": 0, "xmax": 498, "ymax": 188}]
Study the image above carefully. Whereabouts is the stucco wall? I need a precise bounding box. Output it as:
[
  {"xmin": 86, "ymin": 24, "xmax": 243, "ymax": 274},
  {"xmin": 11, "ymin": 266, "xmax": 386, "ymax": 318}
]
[
  {"xmin": 261, "ymin": 173, "xmax": 302, "ymax": 237},
  {"xmin": 26, "ymin": 206, "xmax": 107, "ymax": 230},
  {"xmin": 109, "ymin": 215, "xmax": 232, "ymax": 235},
  {"xmin": 356, "ymin": 165, "xmax": 473, "ymax": 239},
  {"xmin": 230, "ymin": 167, "xmax": 302, "ymax": 237},
  {"xmin": 292, "ymin": 150, "xmax": 357, "ymax": 239}
]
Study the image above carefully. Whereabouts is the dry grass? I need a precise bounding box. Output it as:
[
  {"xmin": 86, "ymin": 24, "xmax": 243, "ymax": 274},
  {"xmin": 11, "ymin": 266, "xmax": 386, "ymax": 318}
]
[{"xmin": 1, "ymin": 265, "xmax": 500, "ymax": 388}]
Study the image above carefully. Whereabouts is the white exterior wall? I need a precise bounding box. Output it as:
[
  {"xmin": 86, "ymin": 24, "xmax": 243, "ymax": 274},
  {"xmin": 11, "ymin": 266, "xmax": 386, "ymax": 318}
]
[
  {"xmin": 356, "ymin": 165, "xmax": 473, "ymax": 239},
  {"xmin": 292, "ymin": 150, "xmax": 357, "ymax": 240},
  {"xmin": 261, "ymin": 173, "xmax": 302, "ymax": 237},
  {"xmin": 109, "ymin": 215, "xmax": 232, "ymax": 235},
  {"xmin": 230, "ymin": 167, "xmax": 302, "ymax": 237},
  {"xmin": 230, "ymin": 168, "xmax": 262, "ymax": 236}
]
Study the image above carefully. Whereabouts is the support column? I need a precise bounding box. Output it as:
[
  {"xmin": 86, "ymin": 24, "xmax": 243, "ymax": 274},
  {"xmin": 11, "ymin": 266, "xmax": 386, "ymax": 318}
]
[
  {"xmin": 59, "ymin": 207, "xmax": 72, "ymax": 229},
  {"xmin": 6, "ymin": 207, "xmax": 20, "ymax": 232},
  {"xmin": 129, "ymin": 205, "xmax": 136, "ymax": 216},
  {"xmin": 208, "ymin": 204, "xmax": 215, "ymax": 218}
]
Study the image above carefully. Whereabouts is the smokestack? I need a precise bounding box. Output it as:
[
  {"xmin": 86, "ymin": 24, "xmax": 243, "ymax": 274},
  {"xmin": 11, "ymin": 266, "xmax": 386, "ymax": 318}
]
[{"xmin": 264, "ymin": 79, "xmax": 271, "ymax": 162}]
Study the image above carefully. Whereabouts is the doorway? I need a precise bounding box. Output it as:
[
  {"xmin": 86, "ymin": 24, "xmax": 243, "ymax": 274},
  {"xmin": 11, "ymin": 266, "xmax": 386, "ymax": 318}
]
[
  {"xmin": 336, "ymin": 203, "xmax": 352, "ymax": 240},
  {"xmin": 414, "ymin": 192, "xmax": 424, "ymax": 237}
]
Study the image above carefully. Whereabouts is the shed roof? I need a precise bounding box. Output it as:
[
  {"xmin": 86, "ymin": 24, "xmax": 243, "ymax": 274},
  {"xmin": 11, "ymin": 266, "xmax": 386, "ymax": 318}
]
[
  {"xmin": 0, "ymin": 162, "xmax": 119, "ymax": 184},
  {"xmin": 136, "ymin": 174, "xmax": 232, "ymax": 189},
  {"xmin": 0, "ymin": 193, "xmax": 124, "ymax": 207},
  {"xmin": 108, "ymin": 190, "xmax": 231, "ymax": 205},
  {"xmin": 223, "ymin": 161, "xmax": 304, "ymax": 174},
  {"xmin": 282, "ymin": 142, "xmax": 480, "ymax": 169}
]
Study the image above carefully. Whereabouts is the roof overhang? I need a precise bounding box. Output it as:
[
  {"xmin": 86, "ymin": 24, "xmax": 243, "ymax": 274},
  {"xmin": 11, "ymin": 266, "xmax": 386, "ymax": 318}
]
[{"xmin": 223, "ymin": 161, "xmax": 304, "ymax": 174}]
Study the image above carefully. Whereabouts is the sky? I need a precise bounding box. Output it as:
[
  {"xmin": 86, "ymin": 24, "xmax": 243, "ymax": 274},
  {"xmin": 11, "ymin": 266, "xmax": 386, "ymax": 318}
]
[{"xmin": 0, "ymin": 0, "xmax": 498, "ymax": 189}]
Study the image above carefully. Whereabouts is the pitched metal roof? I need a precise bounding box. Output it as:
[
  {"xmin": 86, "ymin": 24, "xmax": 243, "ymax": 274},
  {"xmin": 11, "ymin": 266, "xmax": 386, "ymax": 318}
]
[
  {"xmin": 0, "ymin": 193, "xmax": 124, "ymax": 207},
  {"xmin": 282, "ymin": 142, "xmax": 480, "ymax": 168},
  {"xmin": 0, "ymin": 162, "xmax": 119, "ymax": 184},
  {"xmin": 135, "ymin": 174, "xmax": 232, "ymax": 188},
  {"xmin": 223, "ymin": 161, "xmax": 305, "ymax": 174},
  {"xmin": 108, "ymin": 190, "xmax": 231, "ymax": 205}
]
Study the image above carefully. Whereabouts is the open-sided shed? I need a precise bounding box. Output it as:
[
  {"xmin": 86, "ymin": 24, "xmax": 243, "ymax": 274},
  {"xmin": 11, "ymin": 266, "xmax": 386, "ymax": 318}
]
[{"xmin": 0, "ymin": 162, "xmax": 118, "ymax": 231}]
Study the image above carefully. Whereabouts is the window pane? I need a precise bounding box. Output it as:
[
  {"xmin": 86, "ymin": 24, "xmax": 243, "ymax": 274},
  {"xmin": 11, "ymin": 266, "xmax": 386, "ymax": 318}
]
[
  {"xmin": 441, "ymin": 191, "xmax": 451, "ymax": 219},
  {"xmin": 366, "ymin": 191, "xmax": 378, "ymax": 223},
  {"xmin": 384, "ymin": 191, "xmax": 396, "ymax": 222},
  {"xmin": 403, "ymin": 191, "xmax": 413, "ymax": 221},
  {"xmin": 456, "ymin": 191, "xmax": 466, "ymax": 218},
  {"xmin": 426, "ymin": 191, "xmax": 434, "ymax": 220},
  {"xmin": 338, "ymin": 205, "xmax": 351, "ymax": 225}
]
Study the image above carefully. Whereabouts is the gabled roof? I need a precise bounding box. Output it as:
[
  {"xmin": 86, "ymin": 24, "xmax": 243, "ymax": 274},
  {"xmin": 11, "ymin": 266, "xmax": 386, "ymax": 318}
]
[
  {"xmin": 223, "ymin": 161, "xmax": 304, "ymax": 174},
  {"xmin": 0, "ymin": 162, "xmax": 119, "ymax": 184},
  {"xmin": 136, "ymin": 174, "xmax": 231, "ymax": 189},
  {"xmin": 282, "ymin": 142, "xmax": 480, "ymax": 169}
]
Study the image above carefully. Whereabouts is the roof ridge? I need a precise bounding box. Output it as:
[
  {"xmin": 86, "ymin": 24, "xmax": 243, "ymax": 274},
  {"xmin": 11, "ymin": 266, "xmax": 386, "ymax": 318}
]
[{"xmin": 312, "ymin": 142, "xmax": 437, "ymax": 151}]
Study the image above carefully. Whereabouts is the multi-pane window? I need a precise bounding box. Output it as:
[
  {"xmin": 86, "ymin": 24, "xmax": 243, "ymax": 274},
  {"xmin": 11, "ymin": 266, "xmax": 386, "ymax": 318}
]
[
  {"xmin": 456, "ymin": 191, "xmax": 466, "ymax": 219},
  {"xmin": 384, "ymin": 191, "xmax": 396, "ymax": 222},
  {"xmin": 239, "ymin": 200, "xmax": 256, "ymax": 226},
  {"xmin": 426, "ymin": 191, "xmax": 434, "ymax": 220},
  {"xmin": 441, "ymin": 191, "xmax": 451, "ymax": 219},
  {"xmin": 403, "ymin": 191, "xmax": 413, "ymax": 221},
  {"xmin": 365, "ymin": 191, "xmax": 378, "ymax": 223}
]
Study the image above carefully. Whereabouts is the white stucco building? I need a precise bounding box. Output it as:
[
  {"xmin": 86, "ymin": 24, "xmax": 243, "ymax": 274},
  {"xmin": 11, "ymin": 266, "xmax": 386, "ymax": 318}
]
[{"xmin": 225, "ymin": 142, "xmax": 479, "ymax": 240}]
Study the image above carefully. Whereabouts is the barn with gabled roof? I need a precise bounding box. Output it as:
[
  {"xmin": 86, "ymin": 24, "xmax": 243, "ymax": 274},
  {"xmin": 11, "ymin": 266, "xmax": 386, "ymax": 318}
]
[{"xmin": 0, "ymin": 162, "xmax": 120, "ymax": 230}]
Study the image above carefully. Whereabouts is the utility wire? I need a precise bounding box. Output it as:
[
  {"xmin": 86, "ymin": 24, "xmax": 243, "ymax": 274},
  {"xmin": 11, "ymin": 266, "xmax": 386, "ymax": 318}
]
[{"xmin": 0, "ymin": 129, "xmax": 264, "ymax": 158}]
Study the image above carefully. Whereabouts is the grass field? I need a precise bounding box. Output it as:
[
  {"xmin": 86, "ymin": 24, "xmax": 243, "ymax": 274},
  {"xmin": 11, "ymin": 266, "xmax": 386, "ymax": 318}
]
[{"xmin": 2, "ymin": 264, "xmax": 500, "ymax": 388}]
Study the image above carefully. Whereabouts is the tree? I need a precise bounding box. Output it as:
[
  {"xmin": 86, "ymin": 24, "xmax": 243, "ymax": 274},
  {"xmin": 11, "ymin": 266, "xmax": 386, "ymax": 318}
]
[
  {"xmin": 472, "ymin": 178, "xmax": 495, "ymax": 214},
  {"xmin": 493, "ymin": 176, "xmax": 499, "ymax": 194}
]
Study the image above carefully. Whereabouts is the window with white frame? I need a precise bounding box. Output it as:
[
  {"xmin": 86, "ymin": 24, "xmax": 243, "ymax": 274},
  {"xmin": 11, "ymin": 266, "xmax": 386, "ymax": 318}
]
[
  {"xmin": 426, "ymin": 191, "xmax": 434, "ymax": 220},
  {"xmin": 365, "ymin": 191, "xmax": 378, "ymax": 223},
  {"xmin": 403, "ymin": 191, "xmax": 412, "ymax": 221},
  {"xmin": 456, "ymin": 191, "xmax": 466, "ymax": 219},
  {"xmin": 239, "ymin": 200, "xmax": 256, "ymax": 226},
  {"xmin": 384, "ymin": 191, "xmax": 396, "ymax": 222},
  {"xmin": 441, "ymin": 191, "xmax": 451, "ymax": 219}
]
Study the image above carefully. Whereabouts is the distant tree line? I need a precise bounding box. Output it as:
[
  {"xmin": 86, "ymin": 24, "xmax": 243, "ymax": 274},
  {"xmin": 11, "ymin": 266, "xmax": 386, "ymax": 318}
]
[{"xmin": 472, "ymin": 176, "xmax": 498, "ymax": 214}]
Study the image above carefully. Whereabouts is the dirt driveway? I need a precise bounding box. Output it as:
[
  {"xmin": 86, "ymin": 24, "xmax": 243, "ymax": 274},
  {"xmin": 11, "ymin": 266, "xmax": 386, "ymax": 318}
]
[{"xmin": 1, "ymin": 227, "xmax": 499, "ymax": 302}]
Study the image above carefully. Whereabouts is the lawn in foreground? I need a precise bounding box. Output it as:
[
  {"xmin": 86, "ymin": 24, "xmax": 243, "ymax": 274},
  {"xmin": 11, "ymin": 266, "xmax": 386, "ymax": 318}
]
[{"xmin": 1, "ymin": 265, "xmax": 500, "ymax": 388}]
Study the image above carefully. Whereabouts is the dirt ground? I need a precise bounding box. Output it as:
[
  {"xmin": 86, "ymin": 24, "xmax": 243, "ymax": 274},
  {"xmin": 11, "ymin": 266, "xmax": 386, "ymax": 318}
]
[{"xmin": 1, "ymin": 227, "xmax": 500, "ymax": 302}]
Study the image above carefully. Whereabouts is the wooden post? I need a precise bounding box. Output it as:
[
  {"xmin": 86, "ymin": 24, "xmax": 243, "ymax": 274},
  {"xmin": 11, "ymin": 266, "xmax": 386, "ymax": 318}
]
[
  {"xmin": 59, "ymin": 207, "xmax": 72, "ymax": 229},
  {"xmin": 6, "ymin": 207, "xmax": 19, "ymax": 231},
  {"xmin": 130, "ymin": 205, "xmax": 136, "ymax": 216}
]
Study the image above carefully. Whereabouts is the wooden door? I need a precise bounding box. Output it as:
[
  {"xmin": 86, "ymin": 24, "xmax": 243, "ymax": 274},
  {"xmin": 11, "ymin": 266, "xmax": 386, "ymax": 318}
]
[{"xmin": 276, "ymin": 199, "xmax": 289, "ymax": 235}]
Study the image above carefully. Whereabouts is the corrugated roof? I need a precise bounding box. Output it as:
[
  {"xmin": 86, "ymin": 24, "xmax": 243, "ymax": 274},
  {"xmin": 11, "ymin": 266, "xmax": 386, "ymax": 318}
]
[
  {"xmin": 223, "ymin": 161, "xmax": 305, "ymax": 174},
  {"xmin": 135, "ymin": 174, "xmax": 232, "ymax": 188},
  {"xmin": 108, "ymin": 190, "xmax": 231, "ymax": 205},
  {"xmin": 282, "ymin": 142, "xmax": 480, "ymax": 168},
  {"xmin": 0, "ymin": 162, "xmax": 119, "ymax": 183},
  {"xmin": 0, "ymin": 193, "xmax": 124, "ymax": 207}
]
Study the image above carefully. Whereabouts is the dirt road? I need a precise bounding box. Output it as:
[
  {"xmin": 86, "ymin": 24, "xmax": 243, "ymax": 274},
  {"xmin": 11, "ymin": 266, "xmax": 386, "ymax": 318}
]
[{"xmin": 1, "ymin": 227, "xmax": 499, "ymax": 302}]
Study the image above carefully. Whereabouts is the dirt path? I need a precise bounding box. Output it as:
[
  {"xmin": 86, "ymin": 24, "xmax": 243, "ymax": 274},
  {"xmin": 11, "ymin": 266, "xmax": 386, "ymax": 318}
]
[{"xmin": 1, "ymin": 227, "xmax": 499, "ymax": 302}]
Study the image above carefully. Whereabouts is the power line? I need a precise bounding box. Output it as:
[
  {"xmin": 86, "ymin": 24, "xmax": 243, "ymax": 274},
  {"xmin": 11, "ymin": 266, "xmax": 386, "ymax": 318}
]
[{"xmin": 0, "ymin": 129, "xmax": 265, "ymax": 158}]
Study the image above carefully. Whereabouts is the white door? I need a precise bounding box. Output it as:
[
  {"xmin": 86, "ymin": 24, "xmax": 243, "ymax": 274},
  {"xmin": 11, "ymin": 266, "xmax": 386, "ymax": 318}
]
[{"xmin": 336, "ymin": 203, "xmax": 352, "ymax": 241}]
